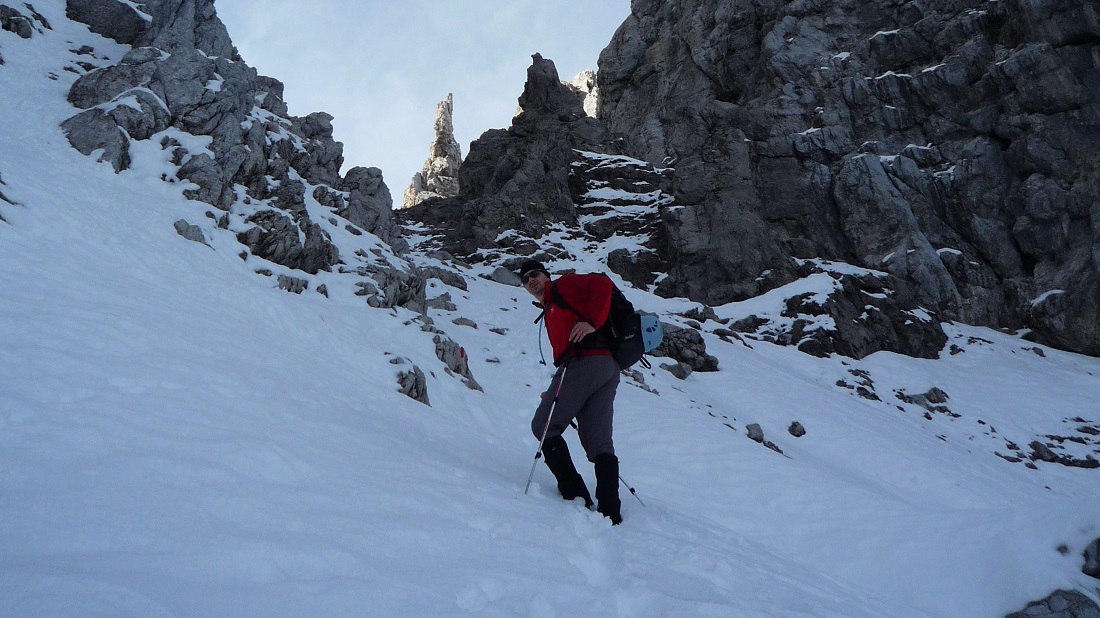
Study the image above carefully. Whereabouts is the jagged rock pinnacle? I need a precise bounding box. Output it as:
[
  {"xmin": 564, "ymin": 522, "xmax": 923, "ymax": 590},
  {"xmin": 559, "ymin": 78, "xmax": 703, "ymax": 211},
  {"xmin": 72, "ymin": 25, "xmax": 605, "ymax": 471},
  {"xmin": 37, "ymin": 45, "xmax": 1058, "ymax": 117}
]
[{"xmin": 403, "ymin": 93, "xmax": 462, "ymax": 208}]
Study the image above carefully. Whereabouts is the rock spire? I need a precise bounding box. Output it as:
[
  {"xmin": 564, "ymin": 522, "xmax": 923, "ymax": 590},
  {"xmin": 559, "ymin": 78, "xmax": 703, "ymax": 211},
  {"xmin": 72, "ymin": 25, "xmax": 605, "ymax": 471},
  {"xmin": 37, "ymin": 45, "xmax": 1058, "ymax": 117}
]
[{"xmin": 403, "ymin": 93, "xmax": 462, "ymax": 208}]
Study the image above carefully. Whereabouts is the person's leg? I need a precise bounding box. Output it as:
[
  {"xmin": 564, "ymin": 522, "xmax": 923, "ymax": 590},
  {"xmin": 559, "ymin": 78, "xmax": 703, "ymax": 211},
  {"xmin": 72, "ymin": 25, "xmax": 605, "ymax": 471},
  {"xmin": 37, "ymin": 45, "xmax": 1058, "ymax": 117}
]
[
  {"xmin": 594, "ymin": 453, "xmax": 622, "ymax": 524},
  {"xmin": 530, "ymin": 358, "xmax": 611, "ymax": 442},
  {"xmin": 529, "ymin": 360, "xmax": 608, "ymax": 508},
  {"xmin": 572, "ymin": 356, "xmax": 620, "ymax": 461},
  {"xmin": 571, "ymin": 356, "xmax": 623, "ymax": 524},
  {"xmin": 540, "ymin": 434, "xmax": 593, "ymax": 508}
]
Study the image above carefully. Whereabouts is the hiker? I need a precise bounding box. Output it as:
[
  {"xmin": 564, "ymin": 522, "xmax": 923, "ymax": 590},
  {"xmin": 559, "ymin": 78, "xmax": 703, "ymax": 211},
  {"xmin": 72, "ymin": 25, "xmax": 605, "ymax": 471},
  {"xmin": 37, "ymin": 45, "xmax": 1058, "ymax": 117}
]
[{"xmin": 519, "ymin": 259, "xmax": 622, "ymax": 525}]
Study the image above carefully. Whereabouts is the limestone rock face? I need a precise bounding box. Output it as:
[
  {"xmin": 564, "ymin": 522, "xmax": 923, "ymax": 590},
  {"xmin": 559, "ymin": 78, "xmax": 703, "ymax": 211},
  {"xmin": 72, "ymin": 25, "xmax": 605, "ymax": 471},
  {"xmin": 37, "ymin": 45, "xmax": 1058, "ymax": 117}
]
[
  {"xmin": 569, "ymin": 70, "xmax": 599, "ymax": 118},
  {"xmin": 61, "ymin": 105, "xmax": 135, "ymax": 172},
  {"xmin": 731, "ymin": 261, "xmax": 948, "ymax": 360},
  {"xmin": 403, "ymin": 93, "xmax": 462, "ymax": 208},
  {"xmin": 65, "ymin": 0, "xmax": 147, "ymax": 45},
  {"xmin": 596, "ymin": 0, "xmax": 1100, "ymax": 356},
  {"xmin": 60, "ymin": 0, "xmax": 404, "ymax": 275},
  {"xmin": 135, "ymin": 0, "xmax": 235, "ymax": 59}
]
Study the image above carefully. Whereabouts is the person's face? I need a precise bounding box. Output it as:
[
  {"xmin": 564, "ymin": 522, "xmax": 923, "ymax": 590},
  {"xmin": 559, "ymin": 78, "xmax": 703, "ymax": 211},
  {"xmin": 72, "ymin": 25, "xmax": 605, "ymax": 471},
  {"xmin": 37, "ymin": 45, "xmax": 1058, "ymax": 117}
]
[{"xmin": 521, "ymin": 270, "xmax": 549, "ymax": 299}]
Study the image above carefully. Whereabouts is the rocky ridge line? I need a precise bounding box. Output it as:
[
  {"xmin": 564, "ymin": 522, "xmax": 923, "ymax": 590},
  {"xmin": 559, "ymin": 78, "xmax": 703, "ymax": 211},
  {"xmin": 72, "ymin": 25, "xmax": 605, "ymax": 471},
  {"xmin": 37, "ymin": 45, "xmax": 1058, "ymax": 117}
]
[
  {"xmin": 59, "ymin": 0, "xmax": 405, "ymax": 278},
  {"xmin": 52, "ymin": 0, "xmax": 482, "ymax": 403}
]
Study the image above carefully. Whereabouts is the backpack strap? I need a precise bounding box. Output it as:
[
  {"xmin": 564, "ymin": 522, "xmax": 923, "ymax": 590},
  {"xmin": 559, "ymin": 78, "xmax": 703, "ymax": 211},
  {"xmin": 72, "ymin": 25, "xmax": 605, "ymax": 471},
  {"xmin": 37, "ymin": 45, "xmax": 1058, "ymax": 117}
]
[
  {"xmin": 547, "ymin": 284, "xmax": 615, "ymax": 351},
  {"xmin": 547, "ymin": 285, "xmax": 595, "ymax": 326}
]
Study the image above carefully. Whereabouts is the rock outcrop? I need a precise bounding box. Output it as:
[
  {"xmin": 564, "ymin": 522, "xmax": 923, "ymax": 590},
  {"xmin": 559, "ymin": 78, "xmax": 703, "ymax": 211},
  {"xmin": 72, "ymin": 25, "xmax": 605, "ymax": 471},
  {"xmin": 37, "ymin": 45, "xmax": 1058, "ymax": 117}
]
[
  {"xmin": 393, "ymin": 358, "xmax": 429, "ymax": 405},
  {"xmin": 596, "ymin": 0, "xmax": 1100, "ymax": 356},
  {"xmin": 731, "ymin": 260, "xmax": 948, "ymax": 359},
  {"xmin": 460, "ymin": 53, "xmax": 609, "ymax": 242},
  {"xmin": 1, "ymin": 3, "xmax": 50, "ymax": 39},
  {"xmin": 60, "ymin": 0, "xmax": 404, "ymax": 277},
  {"xmin": 65, "ymin": 0, "xmax": 145, "ymax": 45},
  {"xmin": 569, "ymin": 69, "xmax": 599, "ymax": 118},
  {"xmin": 399, "ymin": 51, "xmax": 942, "ymax": 362},
  {"xmin": 653, "ymin": 322, "xmax": 720, "ymax": 371},
  {"xmin": 1085, "ymin": 538, "xmax": 1100, "ymax": 580},
  {"xmin": 1005, "ymin": 589, "xmax": 1100, "ymax": 618},
  {"xmin": 403, "ymin": 93, "xmax": 462, "ymax": 208},
  {"xmin": 400, "ymin": 53, "xmax": 610, "ymax": 257}
]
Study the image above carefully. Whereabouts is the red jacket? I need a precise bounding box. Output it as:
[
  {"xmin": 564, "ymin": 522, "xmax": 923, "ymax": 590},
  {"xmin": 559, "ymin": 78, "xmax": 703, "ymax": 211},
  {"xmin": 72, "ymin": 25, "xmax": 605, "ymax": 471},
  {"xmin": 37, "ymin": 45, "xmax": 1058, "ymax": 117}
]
[{"xmin": 541, "ymin": 273, "xmax": 614, "ymax": 365}]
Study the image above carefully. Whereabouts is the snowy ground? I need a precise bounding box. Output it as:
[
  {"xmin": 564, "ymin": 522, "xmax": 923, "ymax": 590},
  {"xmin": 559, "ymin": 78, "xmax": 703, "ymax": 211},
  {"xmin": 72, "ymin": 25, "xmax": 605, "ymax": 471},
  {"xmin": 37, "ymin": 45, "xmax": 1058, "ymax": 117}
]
[{"xmin": 3, "ymin": 4, "xmax": 1100, "ymax": 617}]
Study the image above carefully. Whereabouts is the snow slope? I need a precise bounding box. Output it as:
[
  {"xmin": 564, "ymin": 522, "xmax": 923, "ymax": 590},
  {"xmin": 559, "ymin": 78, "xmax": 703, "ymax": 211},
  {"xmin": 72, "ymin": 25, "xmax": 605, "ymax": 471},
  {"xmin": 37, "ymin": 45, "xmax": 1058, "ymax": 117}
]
[{"xmin": 2, "ymin": 4, "xmax": 1099, "ymax": 616}]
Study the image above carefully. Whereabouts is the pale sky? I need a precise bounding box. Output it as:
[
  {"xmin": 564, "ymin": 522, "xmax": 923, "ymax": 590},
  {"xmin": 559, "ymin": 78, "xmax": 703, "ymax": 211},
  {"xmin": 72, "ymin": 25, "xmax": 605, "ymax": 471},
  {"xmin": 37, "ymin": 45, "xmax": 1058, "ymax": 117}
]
[{"xmin": 214, "ymin": 0, "xmax": 631, "ymax": 200}]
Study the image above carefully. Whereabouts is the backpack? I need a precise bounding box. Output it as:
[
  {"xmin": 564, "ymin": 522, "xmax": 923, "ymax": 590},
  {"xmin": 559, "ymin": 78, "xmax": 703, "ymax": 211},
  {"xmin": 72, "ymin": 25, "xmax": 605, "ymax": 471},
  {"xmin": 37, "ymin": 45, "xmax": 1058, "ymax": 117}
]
[{"xmin": 547, "ymin": 275, "xmax": 664, "ymax": 370}]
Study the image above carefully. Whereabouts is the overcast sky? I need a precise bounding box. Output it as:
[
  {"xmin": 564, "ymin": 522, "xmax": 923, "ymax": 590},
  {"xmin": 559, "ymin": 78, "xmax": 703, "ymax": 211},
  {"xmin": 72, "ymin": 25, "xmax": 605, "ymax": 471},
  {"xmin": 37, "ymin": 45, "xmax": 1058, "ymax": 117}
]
[{"xmin": 214, "ymin": 1, "xmax": 631, "ymax": 201}]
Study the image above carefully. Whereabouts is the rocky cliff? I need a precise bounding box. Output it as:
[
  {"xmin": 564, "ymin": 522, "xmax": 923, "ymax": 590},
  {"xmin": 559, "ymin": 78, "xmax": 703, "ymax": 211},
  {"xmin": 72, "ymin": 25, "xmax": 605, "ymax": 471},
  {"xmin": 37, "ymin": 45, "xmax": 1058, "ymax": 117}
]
[
  {"xmin": 59, "ymin": 0, "xmax": 405, "ymax": 281},
  {"xmin": 597, "ymin": 0, "xmax": 1100, "ymax": 356},
  {"xmin": 399, "ymin": 51, "xmax": 947, "ymax": 362},
  {"xmin": 401, "ymin": 0, "xmax": 1099, "ymax": 358}
]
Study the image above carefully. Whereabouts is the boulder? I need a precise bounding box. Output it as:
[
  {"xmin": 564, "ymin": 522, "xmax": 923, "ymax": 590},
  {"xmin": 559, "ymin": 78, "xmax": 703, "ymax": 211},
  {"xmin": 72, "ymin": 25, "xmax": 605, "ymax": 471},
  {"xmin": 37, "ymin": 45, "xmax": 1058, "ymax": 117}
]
[
  {"xmin": 653, "ymin": 322, "xmax": 719, "ymax": 372},
  {"xmin": 61, "ymin": 108, "xmax": 131, "ymax": 172},
  {"xmin": 396, "ymin": 364, "xmax": 429, "ymax": 405},
  {"xmin": 0, "ymin": 4, "xmax": 35, "ymax": 38},
  {"xmin": 729, "ymin": 260, "xmax": 947, "ymax": 360},
  {"xmin": 1085, "ymin": 538, "xmax": 1100, "ymax": 580},
  {"xmin": 433, "ymin": 335, "xmax": 482, "ymax": 391},
  {"xmin": 340, "ymin": 166, "xmax": 404, "ymax": 251},
  {"xmin": 177, "ymin": 153, "xmax": 232, "ymax": 210},
  {"xmin": 236, "ymin": 210, "xmax": 339, "ymax": 275},
  {"xmin": 361, "ymin": 267, "xmax": 427, "ymax": 313},
  {"xmin": 173, "ymin": 219, "xmax": 207, "ymax": 245},
  {"xmin": 290, "ymin": 111, "xmax": 343, "ymax": 186}
]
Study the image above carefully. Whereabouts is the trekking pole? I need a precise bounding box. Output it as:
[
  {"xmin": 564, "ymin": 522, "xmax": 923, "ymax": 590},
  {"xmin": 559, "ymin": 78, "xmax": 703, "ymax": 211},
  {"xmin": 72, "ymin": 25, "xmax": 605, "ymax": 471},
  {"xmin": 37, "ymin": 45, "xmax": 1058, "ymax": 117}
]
[
  {"xmin": 618, "ymin": 473, "xmax": 645, "ymax": 506},
  {"xmin": 568, "ymin": 419, "xmax": 646, "ymax": 507},
  {"xmin": 524, "ymin": 364, "xmax": 568, "ymax": 495}
]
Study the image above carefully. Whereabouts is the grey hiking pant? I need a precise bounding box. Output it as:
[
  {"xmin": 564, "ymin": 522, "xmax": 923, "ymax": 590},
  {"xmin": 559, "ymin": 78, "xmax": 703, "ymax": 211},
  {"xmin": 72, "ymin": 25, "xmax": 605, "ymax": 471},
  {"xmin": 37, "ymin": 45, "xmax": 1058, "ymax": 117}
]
[{"xmin": 531, "ymin": 355, "xmax": 620, "ymax": 461}]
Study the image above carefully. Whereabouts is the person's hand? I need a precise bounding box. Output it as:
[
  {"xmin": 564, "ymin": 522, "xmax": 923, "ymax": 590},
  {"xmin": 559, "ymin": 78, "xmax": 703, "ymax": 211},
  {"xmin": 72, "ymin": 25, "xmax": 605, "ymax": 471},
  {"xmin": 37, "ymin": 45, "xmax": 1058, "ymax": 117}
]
[{"xmin": 569, "ymin": 321, "xmax": 595, "ymax": 342}]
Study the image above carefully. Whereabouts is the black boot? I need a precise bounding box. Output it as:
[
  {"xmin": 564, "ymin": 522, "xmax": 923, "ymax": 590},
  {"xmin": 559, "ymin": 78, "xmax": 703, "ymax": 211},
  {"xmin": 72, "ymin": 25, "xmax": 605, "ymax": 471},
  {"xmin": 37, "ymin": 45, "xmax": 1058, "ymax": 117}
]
[
  {"xmin": 594, "ymin": 453, "xmax": 623, "ymax": 525},
  {"xmin": 541, "ymin": 435, "xmax": 594, "ymax": 509}
]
